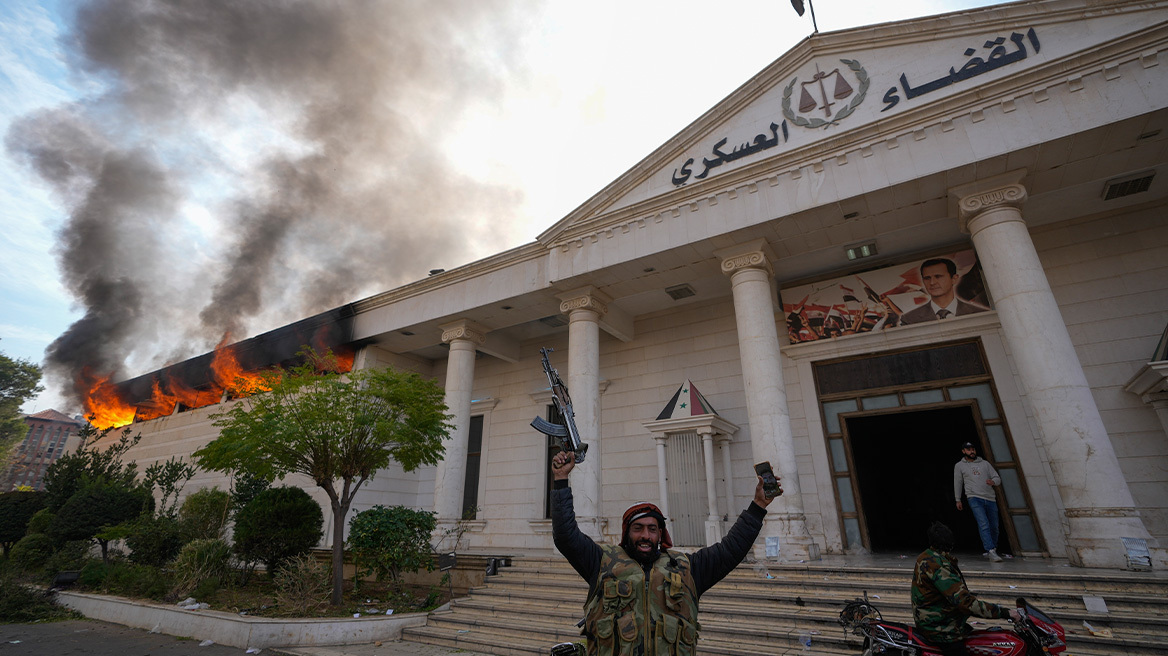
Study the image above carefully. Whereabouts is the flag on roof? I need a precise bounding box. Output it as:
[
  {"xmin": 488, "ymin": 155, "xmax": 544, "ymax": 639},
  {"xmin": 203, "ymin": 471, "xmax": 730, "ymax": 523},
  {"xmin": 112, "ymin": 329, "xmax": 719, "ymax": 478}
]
[{"xmin": 655, "ymin": 380, "xmax": 718, "ymax": 420}]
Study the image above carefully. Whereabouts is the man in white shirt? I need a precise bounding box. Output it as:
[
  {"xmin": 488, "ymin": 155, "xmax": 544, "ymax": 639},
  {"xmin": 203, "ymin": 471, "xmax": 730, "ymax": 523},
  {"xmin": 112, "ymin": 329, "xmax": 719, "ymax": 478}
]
[{"xmin": 954, "ymin": 441, "xmax": 1004, "ymax": 562}]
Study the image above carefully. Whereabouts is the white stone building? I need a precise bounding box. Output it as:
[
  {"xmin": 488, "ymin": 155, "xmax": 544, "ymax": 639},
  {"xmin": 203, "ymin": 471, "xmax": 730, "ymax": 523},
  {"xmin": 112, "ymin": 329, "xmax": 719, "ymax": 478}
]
[{"xmin": 120, "ymin": 0, "xmax": 1168, "ymax": 570}]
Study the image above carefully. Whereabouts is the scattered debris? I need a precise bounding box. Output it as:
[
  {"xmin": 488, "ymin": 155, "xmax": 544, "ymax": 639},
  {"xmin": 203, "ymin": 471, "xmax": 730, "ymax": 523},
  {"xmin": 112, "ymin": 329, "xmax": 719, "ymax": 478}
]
[
  {"xmin": 198, "ymin": 639, "xmax": 215, "ymax": 647},
  {"xmin": 1082, "ymin": 620, "xmax": 1113, "ymax": 637},
  {"xmin": 1082, "ymin": 596, "xmax": 1109, "ymax": 614}
]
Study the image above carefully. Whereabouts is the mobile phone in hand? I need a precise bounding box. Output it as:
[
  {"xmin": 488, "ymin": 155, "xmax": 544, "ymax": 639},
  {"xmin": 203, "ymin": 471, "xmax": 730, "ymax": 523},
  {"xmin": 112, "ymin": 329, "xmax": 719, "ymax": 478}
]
[{"xmin": 754, "ymin": 461, "xmax": 782, "ymax": 499}]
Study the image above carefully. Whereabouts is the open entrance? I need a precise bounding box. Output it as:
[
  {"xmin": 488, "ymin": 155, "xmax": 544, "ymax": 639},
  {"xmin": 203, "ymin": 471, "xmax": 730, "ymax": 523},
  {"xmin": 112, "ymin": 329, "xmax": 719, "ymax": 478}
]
[
  {"xmin": 845, "ymin": 407, "xmax": 1007, "ymax": 556},
  {"xmin": 815, "ymin": 339, "xmax": 1045, "ymax": 555}
]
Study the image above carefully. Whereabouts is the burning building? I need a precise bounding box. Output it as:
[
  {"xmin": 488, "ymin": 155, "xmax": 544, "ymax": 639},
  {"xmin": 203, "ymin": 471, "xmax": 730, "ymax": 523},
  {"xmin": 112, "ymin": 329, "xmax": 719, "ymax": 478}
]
[
  {"xmin": 81, "ymin": 305, "xmax": 359, "ymax": 430},
  {"xmin": 110, "ymin": 0, "xmax": 1167, "ymax": 570}
]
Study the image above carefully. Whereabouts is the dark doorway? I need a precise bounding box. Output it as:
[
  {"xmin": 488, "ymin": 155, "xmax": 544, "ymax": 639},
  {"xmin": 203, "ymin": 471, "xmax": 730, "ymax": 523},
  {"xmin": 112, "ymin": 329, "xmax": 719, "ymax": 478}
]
[{"xmin": 845, "ymin": 407, "xmax": 1009, "ymax": 556}]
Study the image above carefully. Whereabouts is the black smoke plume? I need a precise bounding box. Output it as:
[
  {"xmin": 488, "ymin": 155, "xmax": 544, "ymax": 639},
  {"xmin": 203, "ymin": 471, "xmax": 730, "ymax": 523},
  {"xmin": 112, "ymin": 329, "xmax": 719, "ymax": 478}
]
[{"xmin": 6, "ymin": 0, "xmax": 532, "ymax": 405}]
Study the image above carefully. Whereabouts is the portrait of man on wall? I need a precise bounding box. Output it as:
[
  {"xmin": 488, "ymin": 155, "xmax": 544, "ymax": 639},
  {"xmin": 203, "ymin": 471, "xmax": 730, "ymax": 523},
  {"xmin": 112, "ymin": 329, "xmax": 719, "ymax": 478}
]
[{"xmin": 782, "ymin": 249, "xmax": 990, "ymax": 343}]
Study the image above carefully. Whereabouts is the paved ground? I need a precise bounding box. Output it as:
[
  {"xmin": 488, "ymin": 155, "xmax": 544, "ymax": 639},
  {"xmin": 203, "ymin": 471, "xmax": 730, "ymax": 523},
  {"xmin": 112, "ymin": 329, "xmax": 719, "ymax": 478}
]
[{"xmin": 0, "ymin": 619, "xmax": 494, "ymax": 656}]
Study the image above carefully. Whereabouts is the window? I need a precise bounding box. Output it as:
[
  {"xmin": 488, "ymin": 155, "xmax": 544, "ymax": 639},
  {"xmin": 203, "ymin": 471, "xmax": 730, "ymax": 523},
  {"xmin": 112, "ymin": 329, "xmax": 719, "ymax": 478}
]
[{"xmin": 461, "ymin": 415, "xmax": 484, "ymax": 520}]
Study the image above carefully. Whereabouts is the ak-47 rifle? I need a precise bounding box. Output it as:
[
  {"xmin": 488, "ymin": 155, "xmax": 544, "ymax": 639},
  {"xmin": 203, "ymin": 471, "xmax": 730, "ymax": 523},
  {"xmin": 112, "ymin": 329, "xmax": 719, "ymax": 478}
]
[{"xmin": 530, "ymin": 348, "xmax": 588, "ymax": 463}]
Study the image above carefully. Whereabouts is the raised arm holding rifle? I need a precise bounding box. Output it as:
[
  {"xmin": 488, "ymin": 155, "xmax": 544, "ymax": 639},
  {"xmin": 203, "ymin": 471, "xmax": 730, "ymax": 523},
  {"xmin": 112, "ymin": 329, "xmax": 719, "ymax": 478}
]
[
  {"xmin": 531, "ymin": 347, "xmax": 588, "ymax": 462},
  {"xmin": 550, "ymin": 448, "xmax": 777, "ymax": 656}
]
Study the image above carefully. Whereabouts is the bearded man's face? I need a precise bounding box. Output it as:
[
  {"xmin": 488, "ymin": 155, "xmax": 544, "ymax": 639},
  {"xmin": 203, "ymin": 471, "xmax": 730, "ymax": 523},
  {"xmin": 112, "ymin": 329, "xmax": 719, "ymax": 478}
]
[{"xmin": 626, "ymin": 517, "xmax": 662, "ymax": 563}]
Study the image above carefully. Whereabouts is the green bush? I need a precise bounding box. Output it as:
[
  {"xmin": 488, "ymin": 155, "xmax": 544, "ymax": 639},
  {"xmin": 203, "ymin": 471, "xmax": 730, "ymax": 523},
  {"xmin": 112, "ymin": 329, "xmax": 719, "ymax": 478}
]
[
  {"xmin": 78, "ymin": 561, "xmax": 170, "ymax": 600},
  {"xmin": 273, "ymin": 553, "xmax": 330, "ymax": 616},
  {"xmin": 49, "ymin": 483, "xmax": 154, "ymax": 562},
  {"xmin": 41, "ymin": 540, "xmax": 92, "ymax": 578},
  {"xmin": 0, "ymin": 491, "xmax": 47, "ymax": 557},
  {"xmin": 103, "ymin": 562, "xmax": 170, "ymax": 600},
  {"xmin": 233, "ymin": 487, "xmax": 322, "ymax": 576},
  {"xmin": 78, "ymin": 560, "xmax": 111, "ymax": 588},
  {"xmin": 26, "ymin": 508, "xmax": 54, "ymax": 535},
  {"xmin": 191, "ymin": 575, "xmax": 222, "ymax": 600},
  {"xmin": 172, "ymin": 538, "xmax": 232, "ymax": 598},
  {"xmin": 348, "ymin": 505, "xmax": 436, "ymax": 584},
  {"xmin": 125, "ymin": 515, "xmax": 185, "ymax": 566},
  {"xmin": 230, "ymin": 471, "xmax": 270, "ymax": 516},
  {"xmin": 10, "ymin": 533, "xmax": 55, "ymax": 572},
  {"xmin": 179, "ymin": 487, "xmax": 231, "ymax": 541},
  {"xmin": 0, "ymin": 573, "xmax": 80, "ymax": 622}
]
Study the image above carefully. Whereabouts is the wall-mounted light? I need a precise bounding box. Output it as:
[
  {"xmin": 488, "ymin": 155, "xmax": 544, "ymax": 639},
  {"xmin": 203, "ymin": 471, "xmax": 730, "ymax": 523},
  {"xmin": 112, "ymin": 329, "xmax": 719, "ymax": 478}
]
[{"xmin": 845, "ymin": 241, "xmax": 878, "ymax": 261}]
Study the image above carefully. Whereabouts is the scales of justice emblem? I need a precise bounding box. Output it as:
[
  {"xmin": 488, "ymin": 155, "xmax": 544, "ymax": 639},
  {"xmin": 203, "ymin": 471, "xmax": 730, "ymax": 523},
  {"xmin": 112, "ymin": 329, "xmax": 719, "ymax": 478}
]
[{"xmin": 782, "ymin": 59, "xmax": 870, "ymax": 129}]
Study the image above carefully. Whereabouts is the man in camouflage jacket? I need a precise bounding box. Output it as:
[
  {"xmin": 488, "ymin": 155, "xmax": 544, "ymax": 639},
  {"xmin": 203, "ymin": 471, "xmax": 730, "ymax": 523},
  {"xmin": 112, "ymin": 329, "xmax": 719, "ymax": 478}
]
[
  {"xmin": 912, "ymin": 522, "xmax": 1022, "ymax": 654},
  {"xmin": 550, "ymin": 449, "xmax": 774, "ymax": 656}
]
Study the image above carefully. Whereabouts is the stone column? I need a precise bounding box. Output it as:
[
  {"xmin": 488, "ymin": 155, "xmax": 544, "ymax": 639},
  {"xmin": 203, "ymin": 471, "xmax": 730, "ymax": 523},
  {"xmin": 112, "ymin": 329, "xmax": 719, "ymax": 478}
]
[
  {"xmin": 432, "ymin": 320, "xmax": 486, "ymax": 529},
  {"xmin": 719, "ymin": 436, "xmax": 734, "ymax": 523},
  {"xmin": 700, "ymin": 428, "xmax": 722, "ymax": 545},
  {"xmin": 558, "ymin": 288, "xmax": 607, "ymax": 539},
  {"xmin": 955, "ymin": 171, "xmax": 1161, "ymax": 569},
  {"xmin": 715, "ymin": 240, "xmax": 820, "ymax": 561},
  {"xmin": 654, "ymin": 435, "xmax": 670, "ymax": 520}
]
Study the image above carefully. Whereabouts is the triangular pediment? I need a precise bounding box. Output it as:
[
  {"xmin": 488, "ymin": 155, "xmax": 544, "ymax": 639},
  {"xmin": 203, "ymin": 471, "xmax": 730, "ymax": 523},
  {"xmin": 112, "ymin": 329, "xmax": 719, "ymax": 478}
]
[{"xmin": 538, "ymin": 0, "xmax": 1168, "ymax": 247}]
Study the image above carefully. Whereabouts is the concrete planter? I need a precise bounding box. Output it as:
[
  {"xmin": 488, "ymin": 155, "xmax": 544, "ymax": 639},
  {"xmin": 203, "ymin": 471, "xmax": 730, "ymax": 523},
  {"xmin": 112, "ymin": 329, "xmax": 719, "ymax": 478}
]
[{"xmin": 56, "ymin": 590, "xmax": 429, "ymax": 649}]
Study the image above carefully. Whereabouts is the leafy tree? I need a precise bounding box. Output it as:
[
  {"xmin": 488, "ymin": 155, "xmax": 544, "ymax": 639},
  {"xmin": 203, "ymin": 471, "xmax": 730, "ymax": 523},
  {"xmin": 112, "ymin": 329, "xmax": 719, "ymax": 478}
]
[
  {"xmin": 142, "ymin": 456, "xmax": 197, "ymax": 518},
  {"xmin": 196, "ymin": 353, "xmax": 450, "ymax": 605},
  {"xmin": 0, "ymin": 344, "xmax": 43, "ymax": 462},
  {"xmin": 348, "ymin": 505, "xmax": 437, "ymax": 586},
  {"xmin": 48, "ymin": 482, "xmax": 154, "ymax": 563},
  {"xmin": 0, "ymin": 490, "xmax": 47, "ymax": 558},
  {"xmin": 233, "ymin": 486, "xmax": 322, "ymax": 577},
  {"xmin": 42, "ymin": 425, "xmax": 141, "ymax": 512},
  {"xmin": 229, "ymin": 470, "xmax": 270, "ymax": 516},
  {"xmin": 178, "ymin": 487, "xmax": 232, "ymax": 541}
]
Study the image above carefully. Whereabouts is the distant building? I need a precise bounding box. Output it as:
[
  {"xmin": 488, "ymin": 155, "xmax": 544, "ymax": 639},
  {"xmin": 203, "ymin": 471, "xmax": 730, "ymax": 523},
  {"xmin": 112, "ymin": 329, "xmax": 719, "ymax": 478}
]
[{"xmin": 1, "ymin": 409, "xmax": 85, "ymax": 491}]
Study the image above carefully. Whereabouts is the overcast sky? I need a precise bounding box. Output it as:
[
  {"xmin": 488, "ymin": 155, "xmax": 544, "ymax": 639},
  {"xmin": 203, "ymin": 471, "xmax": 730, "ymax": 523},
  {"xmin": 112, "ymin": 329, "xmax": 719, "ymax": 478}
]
[{"xmin": 0, "ymin": 0, "xmax": 1009, "ymax": 415}]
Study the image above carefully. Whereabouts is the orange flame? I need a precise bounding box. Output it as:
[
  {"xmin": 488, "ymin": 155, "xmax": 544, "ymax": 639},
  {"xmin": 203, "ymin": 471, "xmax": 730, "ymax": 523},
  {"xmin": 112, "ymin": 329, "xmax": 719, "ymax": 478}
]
[
  {"xmin": 80, "ymin": 334, "xmax": 355, "ymax": 429},
  {"xmin": 209, "ymin": 334, "xmax": 271, "ymax": 397},
  {"xmin": 79, "ymin": 368, "xmax": 137, "ymax": 429}
]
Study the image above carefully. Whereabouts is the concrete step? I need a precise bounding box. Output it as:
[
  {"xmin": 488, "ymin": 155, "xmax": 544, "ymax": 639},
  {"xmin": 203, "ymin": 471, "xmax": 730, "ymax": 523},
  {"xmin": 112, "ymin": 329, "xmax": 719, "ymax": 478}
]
[{"xmin": 403, "ymin": 555, "xmax": 1168, "ymax": 656}]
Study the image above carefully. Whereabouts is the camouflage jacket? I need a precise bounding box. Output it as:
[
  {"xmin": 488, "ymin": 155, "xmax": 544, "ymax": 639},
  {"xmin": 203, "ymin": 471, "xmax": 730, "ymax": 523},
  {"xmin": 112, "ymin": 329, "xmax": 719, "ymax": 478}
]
[{"xmin": 911, "ymin": 548, "xmax": 1008, "ymax": 644}]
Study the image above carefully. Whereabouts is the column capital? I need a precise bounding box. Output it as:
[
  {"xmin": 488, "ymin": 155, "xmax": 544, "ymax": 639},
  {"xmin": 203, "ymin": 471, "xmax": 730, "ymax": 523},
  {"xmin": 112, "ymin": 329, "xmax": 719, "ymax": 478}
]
[
  {"xmin": 714, "ymin": 239, "xmax": 774, "ymax": 277},
  {"xmin": 439, "ymin": 319, "xmax": 487, "ymax": 346},
  {"xmin": 557, "ymin": 286, "xmax": 610, "ymax": 318},
  {"xmin": 950, "ymin": 169, "xmax": 1029, "ymax": 234}
]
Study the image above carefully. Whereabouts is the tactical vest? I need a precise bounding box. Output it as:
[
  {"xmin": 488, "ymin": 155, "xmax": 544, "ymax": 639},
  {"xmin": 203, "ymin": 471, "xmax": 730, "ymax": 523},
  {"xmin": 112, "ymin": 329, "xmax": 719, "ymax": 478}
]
[{"xmin": 581, "ymin": 544, "xmax": 700, "ymax": 656}]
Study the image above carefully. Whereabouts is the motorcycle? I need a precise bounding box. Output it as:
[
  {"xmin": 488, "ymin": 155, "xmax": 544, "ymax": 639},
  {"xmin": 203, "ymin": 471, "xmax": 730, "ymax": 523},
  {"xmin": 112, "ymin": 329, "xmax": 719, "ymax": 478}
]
[{"xmin": 838, "ymin": 594, "xmax": 1067, "ymax": 655}]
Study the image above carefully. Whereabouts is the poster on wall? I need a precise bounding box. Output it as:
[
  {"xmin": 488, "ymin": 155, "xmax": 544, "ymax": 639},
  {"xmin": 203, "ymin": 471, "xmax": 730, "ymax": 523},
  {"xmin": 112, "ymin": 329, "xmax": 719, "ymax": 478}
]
[{"xmin": 781, "ymin": 250, "xmax": 990, "ymax": 344}]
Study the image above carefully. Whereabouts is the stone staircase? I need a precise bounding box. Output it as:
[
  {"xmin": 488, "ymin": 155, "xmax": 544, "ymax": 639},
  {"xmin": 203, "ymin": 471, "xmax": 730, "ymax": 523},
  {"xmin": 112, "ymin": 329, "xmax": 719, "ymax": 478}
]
[{"xmin": 402, "ymin": 554, "xmax": 1168, "ymax": 655}]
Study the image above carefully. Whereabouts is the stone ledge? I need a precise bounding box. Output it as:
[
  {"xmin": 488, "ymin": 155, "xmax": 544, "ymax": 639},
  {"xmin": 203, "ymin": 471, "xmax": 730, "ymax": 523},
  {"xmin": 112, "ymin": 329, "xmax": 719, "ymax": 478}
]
[{"xmin": 56, "ymin": 590, "xmax": 428, "ymax": 649}]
